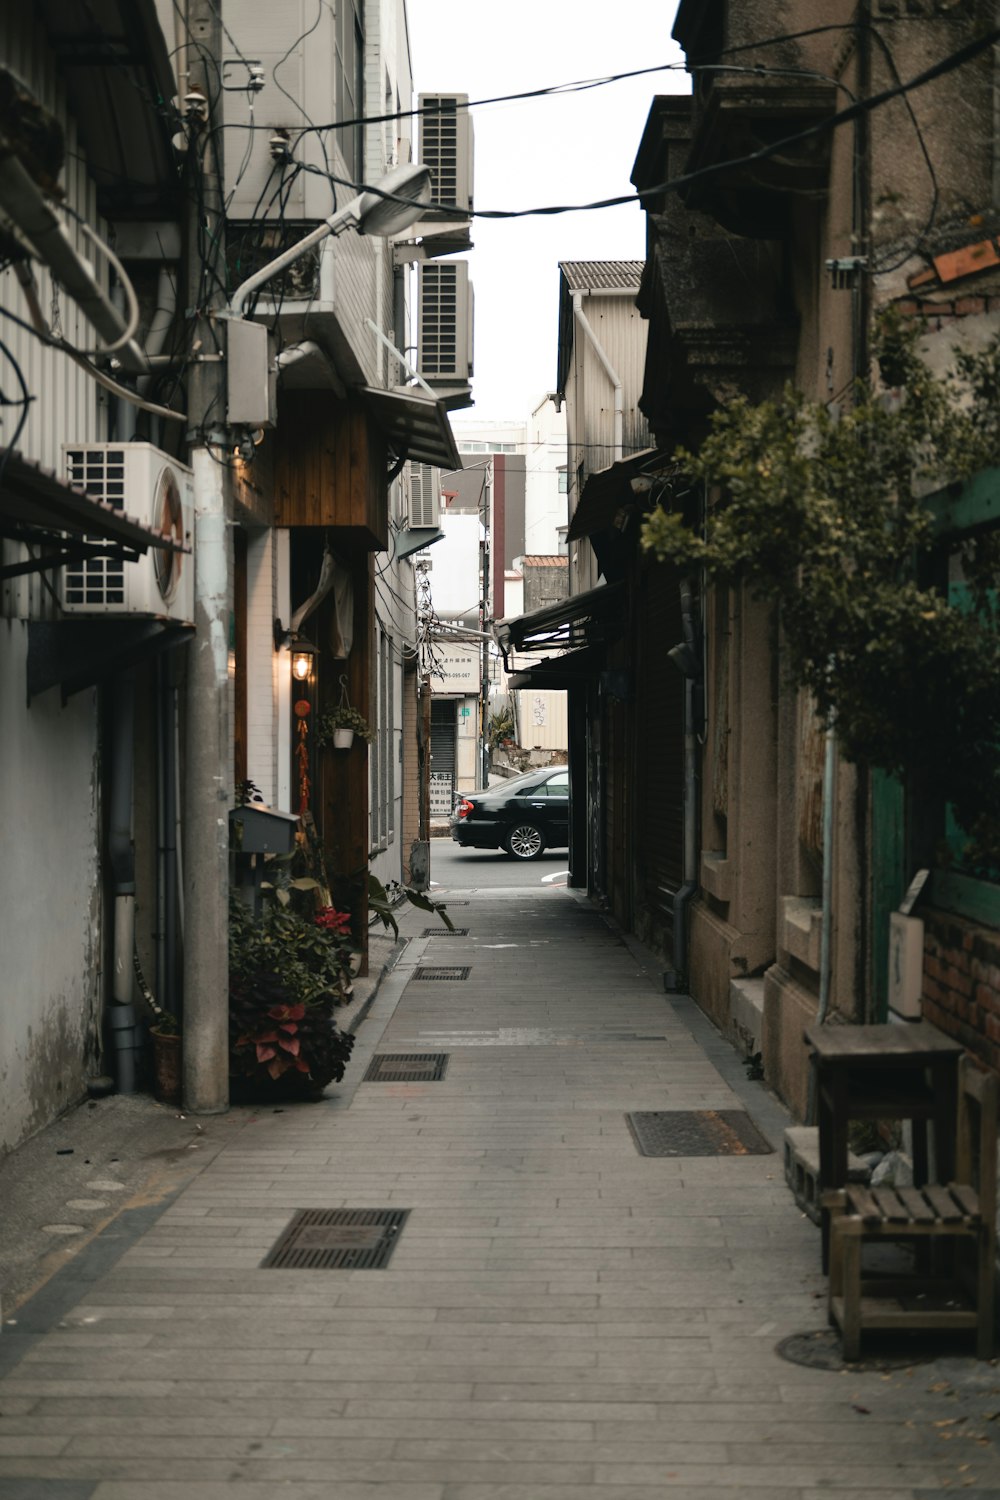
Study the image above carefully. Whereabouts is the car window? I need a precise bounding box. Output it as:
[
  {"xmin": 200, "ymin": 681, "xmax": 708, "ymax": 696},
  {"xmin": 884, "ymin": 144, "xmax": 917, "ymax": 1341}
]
[{"xmin": 546, "ymin": 774, "xmax": 569, "ymax": 795}]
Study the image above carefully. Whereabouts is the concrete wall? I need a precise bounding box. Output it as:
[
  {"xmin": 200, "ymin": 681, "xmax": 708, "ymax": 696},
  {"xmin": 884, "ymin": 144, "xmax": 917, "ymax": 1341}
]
[
  {"xmin": 525, "ymin": 397, "xmax": 568, "ymax": 556},
  {"xmin": 0, "ymin": 626, "xmax": 102, "ymax": 1154},
  {"xmin": 564, "ymin": 286, "xmax": 649, "ymax": 596},
  {"xmin": 0, "ymin": 10, "xmax": 116, "ymax": 1153}
]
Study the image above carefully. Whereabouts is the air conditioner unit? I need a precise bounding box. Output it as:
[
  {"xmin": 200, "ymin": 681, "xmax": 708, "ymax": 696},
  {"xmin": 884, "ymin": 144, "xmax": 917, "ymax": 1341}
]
[
  {"xmin": 409, "ymin": 463, "xmax": 442, "ymax": 529},
  {"xmin": 61, "ymin": 443, "xmax": 194, "ymax": 623},
  {"xmin": 417, "ymin": 93, "xmax": 474, "ymax": 222},
  {"xmin": 418, "ymin": 261, "xmax": 474, "ymax": 386}
]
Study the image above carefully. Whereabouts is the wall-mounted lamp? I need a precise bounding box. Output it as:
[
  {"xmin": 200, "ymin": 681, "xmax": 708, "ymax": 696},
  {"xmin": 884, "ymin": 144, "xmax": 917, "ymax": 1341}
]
[
  {"xmin": 274, "ymin": 618, "xmax": 319, "ymax": 678},
  {"xmin": 291, "ymin": 642, "xmax": 318, "ymax": 681}
]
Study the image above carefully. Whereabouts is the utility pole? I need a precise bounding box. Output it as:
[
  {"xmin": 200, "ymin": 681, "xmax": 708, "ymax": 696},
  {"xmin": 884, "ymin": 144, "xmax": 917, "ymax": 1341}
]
[
  {"xmin": 479, "ymin": 459, "xmax": 492, "ymax": 787},
  {"xmin": 182, "ymin": 0, "xmax": 230, "ymax": 1112}
]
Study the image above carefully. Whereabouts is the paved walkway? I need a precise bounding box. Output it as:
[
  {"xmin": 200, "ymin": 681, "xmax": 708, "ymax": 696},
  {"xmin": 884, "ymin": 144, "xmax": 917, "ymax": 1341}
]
[{"xmin": 3, "ymin": 885, "xmax": 1000, "ymax": 1498}]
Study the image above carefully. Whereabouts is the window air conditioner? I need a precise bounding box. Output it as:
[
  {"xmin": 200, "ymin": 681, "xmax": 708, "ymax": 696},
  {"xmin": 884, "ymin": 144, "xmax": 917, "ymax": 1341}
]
[
  {"xmin": 417, "ymin": 93, "xmax": 474, "ymax": 222},
  {"xmin": 417, "ymin": 260, "xmax": 474, "ymax": 386},
  {"xmin": 408, "ymin": 463, "xmax": 442, "ymax": 529},
  {"xmin": 61, "ymin": 443, "xmax": 194, "ymax": 623}
]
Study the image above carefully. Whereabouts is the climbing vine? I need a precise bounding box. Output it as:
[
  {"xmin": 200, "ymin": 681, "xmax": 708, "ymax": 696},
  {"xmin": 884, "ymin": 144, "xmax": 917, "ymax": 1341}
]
[{"xmin": 640, "ymin": 313, "xmax": 1000, "ymax": 863}]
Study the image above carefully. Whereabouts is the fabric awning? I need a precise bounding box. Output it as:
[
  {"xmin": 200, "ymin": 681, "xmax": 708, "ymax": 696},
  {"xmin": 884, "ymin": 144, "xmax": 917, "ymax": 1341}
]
[
  {"xmin": 566, "ymin": 448, "xmax": 668, "ymax": 542},
  {"xmin": 494, "ymin": 580, "xmax": 625, "ymax": 663},
  {"xmin": 361, "ymin": 387, "xmax": 461, "ymax": 470},
  {"xmin": 0, "ymin": 451, "xmax": 188, "ymax": 582}
]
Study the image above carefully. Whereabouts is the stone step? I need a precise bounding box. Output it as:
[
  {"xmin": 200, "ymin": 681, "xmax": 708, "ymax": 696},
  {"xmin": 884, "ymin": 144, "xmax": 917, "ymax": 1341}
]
[{"xmin": 783, "ymin": 1124, "xmax": 870, "ymax": 1224}]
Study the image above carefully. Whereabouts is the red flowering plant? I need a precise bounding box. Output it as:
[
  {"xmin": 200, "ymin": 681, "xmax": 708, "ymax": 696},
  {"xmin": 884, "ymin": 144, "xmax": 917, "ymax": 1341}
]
[
  {"xmin": 315, "ymin": 905, "xmax": 352, "ymax": 938},
  {"xmin": 228, "ymin": 899, "xmax": 354, "ymax": 1100}
]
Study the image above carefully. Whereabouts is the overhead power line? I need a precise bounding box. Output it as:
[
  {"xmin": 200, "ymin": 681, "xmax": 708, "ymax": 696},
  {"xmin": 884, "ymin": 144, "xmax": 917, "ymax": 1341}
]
[{"xmin": 301, "ymin": 25, "xmax": 1000, "ymax": 225}]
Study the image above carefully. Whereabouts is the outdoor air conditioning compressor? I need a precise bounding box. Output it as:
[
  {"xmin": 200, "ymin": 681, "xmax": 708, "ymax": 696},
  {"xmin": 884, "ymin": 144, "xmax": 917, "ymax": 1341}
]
[{"xmin": 60, "ymin": 443, "xmax": 194, "ymax": 623}]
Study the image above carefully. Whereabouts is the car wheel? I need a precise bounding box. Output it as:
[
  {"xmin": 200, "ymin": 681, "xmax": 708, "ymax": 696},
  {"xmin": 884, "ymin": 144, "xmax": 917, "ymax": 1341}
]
[{"xmin": 504, "ymin": 821, "xmax": 545, "ymax": 860}]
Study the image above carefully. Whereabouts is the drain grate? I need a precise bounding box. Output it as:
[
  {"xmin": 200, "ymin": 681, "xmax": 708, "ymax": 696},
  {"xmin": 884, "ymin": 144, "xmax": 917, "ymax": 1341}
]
[
  {"xmin": 626, "ymin": 1110, "xmax": 773, "ymax": 1157},
  {"xmin": 421, "ymin": 928, "xmax": 469, "ymax": 937},
  {"xmin": 262, "ymin": 1208, "xmax": 409, "ymax": 1269},
  {"xmin": 363, "ymin": 1053, "xmax": 448, "ymax": 1082},
  {"xmin": 414, "ymin": 966, "xmax": 470, "ymax": 981}
]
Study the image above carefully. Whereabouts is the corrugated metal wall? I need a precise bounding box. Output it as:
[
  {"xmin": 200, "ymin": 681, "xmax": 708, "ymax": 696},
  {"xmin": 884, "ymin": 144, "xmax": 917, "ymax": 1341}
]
[{"xmin": 0, "ymin": 9, "xmax": 106, "ymax": 624}]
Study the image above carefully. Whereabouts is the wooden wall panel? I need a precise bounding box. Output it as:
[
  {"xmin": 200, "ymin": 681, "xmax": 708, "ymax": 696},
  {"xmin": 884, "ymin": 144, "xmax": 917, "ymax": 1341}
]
[
  {"xmin": 318, "ymin": 550, "xmax": 374, "ymax": 971},
  {"xmin": 274, "ymin": 393, "xmax": 388, "ymax": 548}
]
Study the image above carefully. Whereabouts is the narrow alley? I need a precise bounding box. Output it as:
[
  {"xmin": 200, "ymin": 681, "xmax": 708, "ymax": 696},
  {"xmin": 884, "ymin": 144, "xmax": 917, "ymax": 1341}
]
[{"xmin": 2, "ymin": 882, "xmax": 1000, "ymax": 1498}]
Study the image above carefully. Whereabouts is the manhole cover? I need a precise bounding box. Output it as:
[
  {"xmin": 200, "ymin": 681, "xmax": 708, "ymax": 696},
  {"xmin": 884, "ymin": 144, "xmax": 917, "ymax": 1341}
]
[
  {"xmin": 414, "ymin": 967, "xmax": 471, "ymax": 981},
  {"xmin": 422, "ymin": 928, "xmax": 470, "ymax": 937},
  {"xmin": 626, "ymin": 1110, "xmax": 773, "ymax": 1157},
  {"xmin": 363, "ymin": 1053, "xmax": 449, "ymax": 1082},
  {"xmin": 262, "ymin": 1208, "xmax": 409, "ymax": 1270},
  {"xmin": 776, "ymin": 1329, "xmax": 928, "ymax": 1372}
]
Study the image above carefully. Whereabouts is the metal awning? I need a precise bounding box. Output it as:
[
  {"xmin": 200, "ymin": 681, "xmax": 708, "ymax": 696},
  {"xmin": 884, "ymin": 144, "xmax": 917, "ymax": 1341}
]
[
  {"xmin": 0, "ymin": 451, "xmax": 188, "ymax": 582},
  {"xmin": 33, "ymin": 0, "xmax": 180, "ymax": 220},
  {"xmin": 361, "ymin": 387, "xmax": 461, "ymax": 470},
  {"xmin": 506, "ymin": 644, "xmax": 606, "ymax": 689},
  {"xmin": 494, "ymin": 581, "xmax": 625, "ymax": 664},
  {"xmin": 567, "ymin": 449, "xmax": 669, "ymax": 542},
  {"xmin": 28, "ymin": 618, "xmax": 193, "ymax": 701}
]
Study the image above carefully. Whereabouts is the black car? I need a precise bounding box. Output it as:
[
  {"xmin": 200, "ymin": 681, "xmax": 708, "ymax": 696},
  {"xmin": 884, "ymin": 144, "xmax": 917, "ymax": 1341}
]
[{"xmin": 449, "ymin": 766, "xmax": 570, "ymax": 859}]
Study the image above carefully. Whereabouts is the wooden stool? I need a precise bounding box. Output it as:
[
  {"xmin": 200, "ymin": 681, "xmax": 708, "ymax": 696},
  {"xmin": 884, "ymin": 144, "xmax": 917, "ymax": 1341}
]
[{"xmin": 826, "ymin": 1055, "xmax": 998, "ymax": 1360}]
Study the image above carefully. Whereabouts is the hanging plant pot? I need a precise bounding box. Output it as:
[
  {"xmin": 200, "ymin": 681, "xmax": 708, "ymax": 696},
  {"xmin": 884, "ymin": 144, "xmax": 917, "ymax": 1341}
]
[{"xmin": 333, "ymin": 727, "xmax": 354, "ymax": 750}]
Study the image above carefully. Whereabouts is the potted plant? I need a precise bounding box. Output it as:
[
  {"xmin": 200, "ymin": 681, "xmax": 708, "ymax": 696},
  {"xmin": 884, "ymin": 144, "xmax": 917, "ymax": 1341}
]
[
  {"xmin": 228, "ymin": 894, "xmax": 355, "ymax": 1101},
  {"xmin": 132, "ymin": 952, "xmax": 182, "ymax": 1106},
  {"xmin": 148, "ymin": 1010, "xmax": 181, "ymax": 1106},
  {"xmin": 317, "ymin": 704, "xmax": 374, "ymax": 750},
  {"xmin": 318, "ymin": 675, "xmax": 375, "ymax": 750}
]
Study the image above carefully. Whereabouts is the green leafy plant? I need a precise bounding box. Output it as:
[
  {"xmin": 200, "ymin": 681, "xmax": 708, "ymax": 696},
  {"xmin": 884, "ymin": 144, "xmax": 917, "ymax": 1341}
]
[
  {"xmin": 487, "ymin": 708, "xmax": 516, "ymax": 749},
  {"xmin": 640, "ymin": 313, "xmax": 1000, "ymax": 860},
  {"xmin": 316, "ymin": 706, "xmax": 374, "ymax": 744},
  {"xmin": 228, "ymin": 895, "xmax": 355, "ymax": 1098},
  {"xmin": 368, "ymin": 873, "xmax": 455, "ymax": 939}
]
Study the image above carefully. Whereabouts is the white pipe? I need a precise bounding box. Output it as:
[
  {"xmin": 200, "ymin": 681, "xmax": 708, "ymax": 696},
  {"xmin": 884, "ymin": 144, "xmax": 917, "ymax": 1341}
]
[
  {"xmin": 573, "ymin": 291, "xmax": 623, "ymax": 462},
  {"xmin": 0, "ymin": 151, "xmax": 147, "ymax": 372},
  {"xmin": 230, "ymin": 198, "xmax": 364, "ymax": 317},
  {"xmin": 365, "ymin": 318, "xmax": 436, "ymax": 397},
  {"xmin": 230, "ymin": 164, "xmax": 432, "ymax": 318},
  {"xmin": 13, "ymin": 263, "xmax": 184, "ymax": 421},
  {"xmin": 275, "ymin": 340, "xmax": 346, "ymax": 397}
]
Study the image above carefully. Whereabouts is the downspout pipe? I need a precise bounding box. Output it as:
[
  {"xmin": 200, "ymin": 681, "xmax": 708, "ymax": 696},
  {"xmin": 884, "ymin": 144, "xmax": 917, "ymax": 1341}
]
[
  {"xmin": 108, "ymin": 673, "xmax": 140, "ymax": 1093},
  {"xmin": 572, "ymin": 291, "xmax": 623, "ymax": 462},
  {"xmin": 0, "ymin": 150, "xmax": 147, "ymax": 373},
  {"xmin": 671, "ymin": 577, "xmax": 700, "ymax": 989},
  {"xmin": 815, "ymin": 717, "xmax": 838, "ymax": 1025}
]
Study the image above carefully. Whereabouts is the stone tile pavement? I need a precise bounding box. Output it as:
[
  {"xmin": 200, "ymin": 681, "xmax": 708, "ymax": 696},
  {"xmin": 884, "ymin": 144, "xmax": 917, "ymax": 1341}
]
[{"xmin": 2, "ymin": 886, "xmax": 1000, "ymax": 1497}]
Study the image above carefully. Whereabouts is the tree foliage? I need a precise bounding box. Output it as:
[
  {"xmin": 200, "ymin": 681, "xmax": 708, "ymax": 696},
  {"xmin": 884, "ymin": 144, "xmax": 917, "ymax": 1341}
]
[{"xmin": 640, "ymin": 314, "xmax": 1000, "ymax": 862}]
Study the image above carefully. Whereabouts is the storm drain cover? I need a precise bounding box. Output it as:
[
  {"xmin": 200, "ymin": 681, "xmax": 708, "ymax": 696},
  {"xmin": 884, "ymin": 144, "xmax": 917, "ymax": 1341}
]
[
  {"xmin": 421, "ymin": 928, "xmax": 470, "ymax": 937},
  {"xmin": 626, "ymin": 1110, "xmax": 773, "ymax": 1157},
  {"xmin": 775, "ymin": 1329, "xmax": 926, "ymax": 1373},
  {"xmin": 414, "ymin": 966, "xmax": 470, "ymax": 981},
  {"xmin": 262, "ymin": 1208, "xmax": 409, "ymax": 1269},
  {"xmin": 363, "ymin": 1053, "xmax": 449, "ymax": 1082}
]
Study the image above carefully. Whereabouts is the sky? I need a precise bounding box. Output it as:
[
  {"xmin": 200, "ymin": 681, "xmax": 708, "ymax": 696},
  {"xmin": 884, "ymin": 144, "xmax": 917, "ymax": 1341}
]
[{"xmin": 405, "ymin": 0, "xmax": 685, "ymax": 426}]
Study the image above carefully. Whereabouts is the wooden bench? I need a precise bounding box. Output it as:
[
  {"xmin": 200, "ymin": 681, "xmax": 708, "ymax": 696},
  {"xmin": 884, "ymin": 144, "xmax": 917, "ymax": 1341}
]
[{"xmin": 826, "ymin": 1055, "xmax": 998, "ymax": 1360}]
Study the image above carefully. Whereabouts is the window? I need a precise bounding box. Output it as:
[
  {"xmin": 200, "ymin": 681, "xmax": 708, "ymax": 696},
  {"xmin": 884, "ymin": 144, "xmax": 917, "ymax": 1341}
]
[
  {"xmin": 336, "ymin": 0, "xmax": 365, "ymax": 182},
  {"xmin": 557, "ymin": 467, "xmax": 568, "ymax": 494}
]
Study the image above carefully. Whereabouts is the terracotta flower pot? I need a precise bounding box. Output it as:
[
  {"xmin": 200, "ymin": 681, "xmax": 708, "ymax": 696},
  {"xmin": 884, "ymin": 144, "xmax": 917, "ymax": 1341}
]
[{"xmin": 150, "ymin": 1027, "xmax": 182, "ymax": 1106}]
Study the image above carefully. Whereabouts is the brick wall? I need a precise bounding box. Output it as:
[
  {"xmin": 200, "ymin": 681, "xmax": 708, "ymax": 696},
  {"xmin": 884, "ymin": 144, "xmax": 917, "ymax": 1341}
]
[{"xmin": 922, "ymin": 907, "xmax": 1000, "ymax": 1071}]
